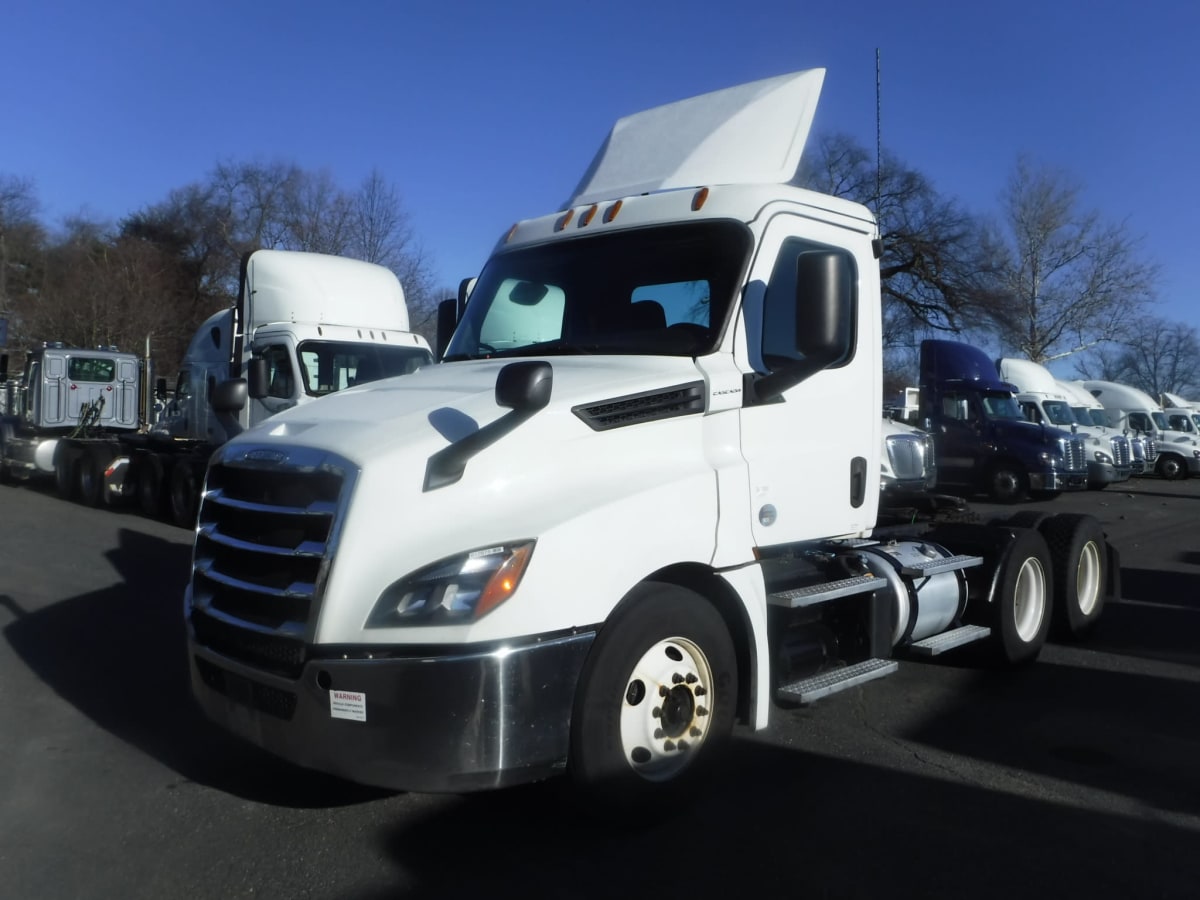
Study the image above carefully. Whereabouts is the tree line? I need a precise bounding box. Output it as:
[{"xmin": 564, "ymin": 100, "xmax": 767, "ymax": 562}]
[
  {"xmin": 2, "ymin": 140, "xmax": 1197, "ymax": 398},
  {"xmin": 0, "ymin": 162, "xmax": 442, "ymax": 381}
]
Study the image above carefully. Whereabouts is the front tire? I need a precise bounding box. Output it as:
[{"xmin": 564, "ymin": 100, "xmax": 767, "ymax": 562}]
[
  {"xmin": 1157, "ymin": 454, "xmax": 1186, "ymax": 480},
  {"xmin": 570, "ymin": 583, "xmax": 737, "ymax": 806},
  {"xmin": 987, "ymin": 463, "xmax": 1029, "ymax": 502},
  {"xmin": 169, "ymin": 461, "xmax": 198, "ymax": 527}
]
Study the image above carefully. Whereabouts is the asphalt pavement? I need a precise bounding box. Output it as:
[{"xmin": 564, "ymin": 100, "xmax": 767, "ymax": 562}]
[{"xmin": 1, "ymin": 476, "xmax": 1198, "ymax": 899}]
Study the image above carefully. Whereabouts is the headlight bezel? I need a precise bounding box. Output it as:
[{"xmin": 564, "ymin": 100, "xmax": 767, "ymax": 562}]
[{"xmin": 366, "ymin": 540, "xmax": 536, "ymax": 628}]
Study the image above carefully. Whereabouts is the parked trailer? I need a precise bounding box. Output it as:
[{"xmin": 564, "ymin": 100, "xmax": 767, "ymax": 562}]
[{"xmin": 183, "ymin": 69, "xmax": 1118, "ymax": 807}]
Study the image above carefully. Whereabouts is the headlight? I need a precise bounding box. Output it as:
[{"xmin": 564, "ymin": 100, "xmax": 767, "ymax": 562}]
[
  {"xmin": 366, "ymin": 541, "xmax": 536, "ymax": 627},
  {"xmin": 1038, "ymin": 451, "xmax": 1062, "ymax": 465},
  {"xmin": 1094, "ymin": 451, "xmax": 1112, "ymax": 464}
]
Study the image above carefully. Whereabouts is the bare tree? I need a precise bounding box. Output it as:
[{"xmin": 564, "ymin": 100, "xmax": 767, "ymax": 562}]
[
  {"xmin": 1075, "ymin": 316, "xmax": 1200, "ymax": 397},
  {"xmin": 1, "ymin": 174, "xmax": 47, "ymax": 350},
  {"xmin": 977, "ymin": 156, "xmax": 1158, "ymax": 364},
  {"xmin": 799, "ymin": 134, "xmax": 995, "ymax": 343}
]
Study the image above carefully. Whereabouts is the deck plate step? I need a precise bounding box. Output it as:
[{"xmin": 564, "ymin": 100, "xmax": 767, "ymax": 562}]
[
  {"xmin": 768, "ymin": 575, "xmax": 885, "ymax": 609},
  {"xmin": 777, "ymin": 658, "xmax": 898, "ymax": 703},
  {"xmin": 908, "ymin": 624, "xmax": 991, "ymax": 656},
  {"xmin": 900, "ymin": 554, "xmax": 983, "ymax": 577}
]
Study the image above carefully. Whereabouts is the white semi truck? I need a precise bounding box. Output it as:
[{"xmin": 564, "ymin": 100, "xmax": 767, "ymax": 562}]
[
  {"xmin": 1057, "ymin": 378, "xmax": 1154, "ymax": 476},
  {"xmin": 184, "ymin": 70, "xmax": 1119, "ymax": 803},
  {"xmin": 123, "ymin": 249, "xmax": 433, "ymax": 525},
  {"xmin": 1081, "ymin": 380, "xmax": 1200, "ymax": 480},
  {"xmin": 1159, "ymin": 392, "xmax": 1200, "ymax": 435},
  {"xmin": 997, "ymin": 358, "xmax": 1132, "ymax": 489}
]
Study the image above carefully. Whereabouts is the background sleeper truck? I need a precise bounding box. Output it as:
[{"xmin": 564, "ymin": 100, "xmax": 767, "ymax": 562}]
[{"xmin": 183, "ymin": 69, "xmax": 1119, "ymax": 805}]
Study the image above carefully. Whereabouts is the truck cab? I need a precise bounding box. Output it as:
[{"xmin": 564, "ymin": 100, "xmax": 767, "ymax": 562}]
[
  {"xmin": 183, "ymin": 69, "xmax": 1117, "ymax": 801},
  {"xmin": 996, "ymin": 358, "xmax": 1131, "ymax": 490},
  {"xmin": 1082, "ymin": 380, "xmax": 1200, "ymax": 480},
  {"xmin": 0, "ymin": 344, "xmax": 141, "ymax": 482},
  {"xmin": 920, "ymin": 341, "xmax": 1087, "ymax": 501}
]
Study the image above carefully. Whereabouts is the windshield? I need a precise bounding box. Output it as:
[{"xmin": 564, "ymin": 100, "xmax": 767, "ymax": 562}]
[
  {"xmin": 1151, "ymin": 411, "xmax": 1169, "ymax": 430},
  {"xmin": 1042, "ymin": 400, "xmax": 1076, "ymax": 427},
  {"xmin": 297, "ymin": 341, "xmax": 432, "ymax": 396},
  {"xmin": 1085, "ymin": 409, "xmax": 1108, "ymax": 427},
  {"xmin": 443, "ymin": 221, "xmax": 751, "ymax": 361},
  {"xmin": 1167, "ymin": 413, "xmax": 1195, "ymax": 433},
  {"xmin": 981, "ymin": 391, "xmax": 1025, "ymax": 421}
]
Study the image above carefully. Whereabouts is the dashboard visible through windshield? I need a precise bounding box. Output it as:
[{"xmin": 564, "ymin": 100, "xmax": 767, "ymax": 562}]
[{"xmin": 443, "ymin": 221, "xmax": 752, "ymax": 361}]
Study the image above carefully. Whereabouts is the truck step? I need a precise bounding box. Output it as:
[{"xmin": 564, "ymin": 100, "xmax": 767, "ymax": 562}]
[
  {"xmin": 768, "ymin": 574, "xmax": 885, "ymax": 609},
  {"xmin": 899, "ymin": 554, "xmax": 983, "ymax": 577},
  {"xmin": 776, "ymin": 658, "xmax": 898, "ymax": 704},
  {"xmin": 907, "ymin": 624, "xmax": 991, "ymax": 656}
]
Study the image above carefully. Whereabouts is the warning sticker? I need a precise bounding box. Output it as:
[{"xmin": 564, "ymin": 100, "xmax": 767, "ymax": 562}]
[{"xmin": 329, "ymin": 689, "xmax": 367, "ymax": 722}]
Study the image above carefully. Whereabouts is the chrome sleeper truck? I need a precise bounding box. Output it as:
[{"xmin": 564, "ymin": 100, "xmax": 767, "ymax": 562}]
[{"xmin": 184, "ymin": 69, "xmax": 1119, "ymax": 803}]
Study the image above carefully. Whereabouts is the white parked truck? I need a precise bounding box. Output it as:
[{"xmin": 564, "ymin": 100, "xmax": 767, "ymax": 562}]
[
  {"xmin": 997, "ymin": 358, "xmax": 1132, "ymax": 489},
  {"xmin": 1081, "ymin": 380, "xmax": 1200, "ymax": 480},
  {"xmin": 184, "ymin": 70, "xmax": 1119, "ymax": 802},
  {"xmin": 1159, "ymin": 392, "xmax": 1200, "ymax": 435},
  {"xmin": 1057, "ymin": 378, "xmax": 1154, "ymax": 476},
  {"xmin": 124, "ymin": 249, "xmax": 433, "ymax": 525}
]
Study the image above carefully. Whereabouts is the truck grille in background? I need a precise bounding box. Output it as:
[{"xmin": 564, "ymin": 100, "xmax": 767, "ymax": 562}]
[
  {"xmin": 1060, "ymin": 436, "xmax": 1087, "ymax": 473},
  {"xmin": 885, "ymin": 433, "xmax": 932, "ymax": 481},
  {"xmin": 188, "ymin": 446, "xmax": 355, "ymax": 678},
  {"xmin": 1143, "ymin": 438, "xmax": 1158, "ymax": 461},
  {"xmin": 1110, "ymin": 435, "xmax": 1131, "ymax": 467},
  {"xmin": 573, "ymin": 381, "xmax": 706, "ymax": 431}
]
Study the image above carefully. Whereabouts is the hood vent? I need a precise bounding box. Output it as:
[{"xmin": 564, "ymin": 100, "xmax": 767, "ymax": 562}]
[{"xmin": 573, "ymin": 381, "xmax": 706, "ymax": 431}]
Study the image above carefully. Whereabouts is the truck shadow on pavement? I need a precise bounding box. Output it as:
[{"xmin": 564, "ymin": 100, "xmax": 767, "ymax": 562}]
[
  {"xmin": 361, "ymin": 701, "xmax": 1200, "ymax": 900},
  {"xmin": 2, "ymin": 526, "xmax": 386, "ymax": 809}
]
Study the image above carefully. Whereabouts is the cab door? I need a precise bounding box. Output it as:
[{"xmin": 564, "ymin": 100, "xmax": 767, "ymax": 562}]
[{"xmin": 736, "ymin": 215, "xmax": 879, "ymax": 547}]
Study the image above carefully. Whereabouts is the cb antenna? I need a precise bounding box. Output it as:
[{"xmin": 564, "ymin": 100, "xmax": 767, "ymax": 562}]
[{"xmin": 874, "ymin": 47, "xmax": 882, "ymax": 215}]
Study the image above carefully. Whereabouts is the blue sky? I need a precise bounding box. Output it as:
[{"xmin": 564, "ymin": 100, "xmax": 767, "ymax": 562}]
[{"xmin": 5, "ymin": 0, "xmax": 1197, "ymax": 335}]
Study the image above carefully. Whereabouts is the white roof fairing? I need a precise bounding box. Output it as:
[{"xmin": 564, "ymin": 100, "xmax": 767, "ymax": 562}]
[{"xmin": 566, "ymin": 68, "xmax": 826, "ymax": 208}]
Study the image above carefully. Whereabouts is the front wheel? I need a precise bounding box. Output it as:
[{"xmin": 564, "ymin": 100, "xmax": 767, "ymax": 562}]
[
  {"xmin": 169, "ymin": 461, "xmax": 199, "ymax": 527},
  {"xmin": 1157, "ymin": 454, "xmax": 1186, "ymax": 480},
  {"xmin": 570, "ymin": 583, "xmax": 737, "ymax": 807},
  {"xmin": 987, "ymin": 464, "xmax": 1029, "ymax": 502}
]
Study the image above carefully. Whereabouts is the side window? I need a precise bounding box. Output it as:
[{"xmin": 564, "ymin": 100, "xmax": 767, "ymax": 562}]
[
  {"xmin": 762, "ymin": 238, "xmax": 856, "ymax": 370},
  {"xmin": 1020, "ymin": 401, "xmax": 1041, "ymax": 424},
  {"xmin": 262, "ymin": 345, "xmax": 295, "ymax": 399},
  {"xmin": 631, "ymin": 281, "xmax": 710, "ymax": 328}
]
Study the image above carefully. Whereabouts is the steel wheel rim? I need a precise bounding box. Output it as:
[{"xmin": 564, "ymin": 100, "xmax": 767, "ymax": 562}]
[
  {"xmin": 619, "ymin": 637, "xmax": 713, "ymax": 782},
  {"xmin": 1012, "ymin": 556, "xmax": 1047, "ymax": 642},
  {"xmin": 1076, "ymin": 540, "xmax": 1103, "ymax": 616}
]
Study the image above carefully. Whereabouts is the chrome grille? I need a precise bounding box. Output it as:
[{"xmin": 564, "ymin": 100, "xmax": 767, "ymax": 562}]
[
  {"xmin": 1110, "ymin": 435, "xmax": 1131, "ymax": 466},
  {"xmin": 1060, "ymin": 435, "xmax": 1087, "ymax": 473},
  {"xmin": 187, "ymin": 445, "xmax": 356, "ymax": 677},
  {"xmin": 885, "ymin": 433, "xmax": 932, "ymax": 482}
]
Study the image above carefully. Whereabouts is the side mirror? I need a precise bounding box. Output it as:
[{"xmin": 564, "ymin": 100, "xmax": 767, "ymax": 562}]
[
  {"xmin": 247, "ymin": 357, "xmax": 269, "ymax": 399},
  {"xmin": 211, "ymin": 378, "xmax": 247, "ymax": 413},
  {"xmin": 795, "ymin": 250, "xmax": 853, "ymax": 363},
  {"xmin": 750, "ymin": 250, "xmax": 854, "ymax": 403},
  {"xmin": 496, "ymin": 360, "xmax": 553, "ymax": 412},
  {"xmin": 436, "ymin": 298, "xmax": 458, "ymax": 361}
]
